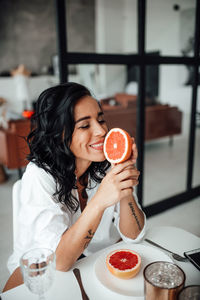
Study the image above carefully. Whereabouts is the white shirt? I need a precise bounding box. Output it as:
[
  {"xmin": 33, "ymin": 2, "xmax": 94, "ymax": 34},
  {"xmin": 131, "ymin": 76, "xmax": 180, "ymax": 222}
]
[{"xmin": 7, "ymin": 162, "xmax": 146, "ymax": 274}]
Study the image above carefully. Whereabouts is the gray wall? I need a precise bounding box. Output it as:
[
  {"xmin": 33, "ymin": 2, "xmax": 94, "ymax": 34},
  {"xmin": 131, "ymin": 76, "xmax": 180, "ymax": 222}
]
[
  {"xmin": 0, "ymin": 0, "xmax": 95, "ymax": 75},
  {"xmin": 67, "ymin": 0, "xmax": 95, "ymax": 53}
]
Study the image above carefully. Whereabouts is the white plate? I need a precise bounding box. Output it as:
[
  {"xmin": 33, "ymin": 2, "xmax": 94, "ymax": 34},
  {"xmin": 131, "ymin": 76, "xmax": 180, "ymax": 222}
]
[{"xmin": 94, "ymin": 244, "xmax": 172, "ymax": 297}]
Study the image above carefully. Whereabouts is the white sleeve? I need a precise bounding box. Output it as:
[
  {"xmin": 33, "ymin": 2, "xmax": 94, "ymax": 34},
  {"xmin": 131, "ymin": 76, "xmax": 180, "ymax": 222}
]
[
  {"xmin": 18, "ymin": 164, "xmax": 70, "ymax": 252},
  {"xmin": 114, "ymin": 190, "xmax": 146, "ymax": 243}
]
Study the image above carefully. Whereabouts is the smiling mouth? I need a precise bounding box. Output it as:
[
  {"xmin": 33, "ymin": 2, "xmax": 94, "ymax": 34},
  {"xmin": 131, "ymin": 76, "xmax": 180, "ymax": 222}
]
[{"xmin": 90, "ymin": 142, "xmax": 104, "ymax": 150}]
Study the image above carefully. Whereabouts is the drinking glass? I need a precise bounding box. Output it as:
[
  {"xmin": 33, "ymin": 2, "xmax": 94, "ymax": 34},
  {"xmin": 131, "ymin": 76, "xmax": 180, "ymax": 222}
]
[
  {"xmin": 143, "ymin": 261, "xmax": 185, "ymax": 300},
  {"xmin": 20, "ymin": 248, "xmax": 56, "ymax": 300},
  {"xmin": 178, "ymin": 285, "xmax": 200, "ymax": 299}
]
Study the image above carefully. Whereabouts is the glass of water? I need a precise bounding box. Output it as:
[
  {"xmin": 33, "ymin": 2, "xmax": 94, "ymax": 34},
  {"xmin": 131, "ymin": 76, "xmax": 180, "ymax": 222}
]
[
  {"xmin": 143, "ymin": 261, "xmax": 185, "ymax": 300},
  {"xmin": 20, "ymin": 248, "xmax": 56, "ymax": 300}
]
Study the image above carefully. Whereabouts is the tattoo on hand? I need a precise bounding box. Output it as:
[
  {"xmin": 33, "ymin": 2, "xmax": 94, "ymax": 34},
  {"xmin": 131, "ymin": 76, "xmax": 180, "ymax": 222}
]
[
  {"xmin": 84, "ymin": 229, "xmax": 95, "ymax": 249},
  {"xmin": 128, "ymin": 202, "xmax": 142, "ymax": 230}
]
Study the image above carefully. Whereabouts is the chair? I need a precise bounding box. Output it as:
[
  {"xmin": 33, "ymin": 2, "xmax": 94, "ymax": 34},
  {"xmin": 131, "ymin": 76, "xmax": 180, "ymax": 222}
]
[{"xmin": 12, "ymin": 180, "xmax": 22, "ymax": 248}]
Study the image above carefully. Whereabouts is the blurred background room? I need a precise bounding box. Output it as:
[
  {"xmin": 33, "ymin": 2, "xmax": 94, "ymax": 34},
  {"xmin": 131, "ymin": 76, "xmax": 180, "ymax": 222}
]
[{"xmin": 0, "ymin": 0, "xmax": 199, "ymax": 291}]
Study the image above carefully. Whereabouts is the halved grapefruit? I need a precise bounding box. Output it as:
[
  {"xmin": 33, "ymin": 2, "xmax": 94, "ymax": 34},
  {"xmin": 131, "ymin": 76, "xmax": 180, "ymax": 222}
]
[
  {"xmin": 106, "ymin": 249, "xmax": 141, "ymax": 279},
  {"xmin": 103, "ymin": 128, "xmax": 133, "ymax": 164}
]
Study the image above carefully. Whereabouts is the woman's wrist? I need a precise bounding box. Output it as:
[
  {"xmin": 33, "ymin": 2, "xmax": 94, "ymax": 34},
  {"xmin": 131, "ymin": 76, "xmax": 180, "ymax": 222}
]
[
  {"xmin": 90, "ymin": 194, "xmax": 106, "ymax": 214},
  {"xmin": 120, "ymin": 191, "xmax": 135, "ymax": 204}
]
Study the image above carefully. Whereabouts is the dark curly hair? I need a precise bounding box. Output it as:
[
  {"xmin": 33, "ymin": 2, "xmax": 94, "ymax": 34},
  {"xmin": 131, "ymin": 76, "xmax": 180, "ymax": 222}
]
[{"xmin": 27, "ymin": 82, "xmax": 110, "ymax": 212}]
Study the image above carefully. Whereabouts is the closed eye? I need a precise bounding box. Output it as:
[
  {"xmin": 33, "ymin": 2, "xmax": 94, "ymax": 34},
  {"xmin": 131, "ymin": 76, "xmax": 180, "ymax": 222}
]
[{"xmin": 79, "ymin": 124, "xmax": 90, "ymax": 129}]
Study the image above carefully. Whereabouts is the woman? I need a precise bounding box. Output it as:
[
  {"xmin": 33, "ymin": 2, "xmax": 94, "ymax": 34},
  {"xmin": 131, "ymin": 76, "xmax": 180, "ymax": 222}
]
[{"xmin": 4, "ymin": 82, "xmax": 146, "ymax": 291}]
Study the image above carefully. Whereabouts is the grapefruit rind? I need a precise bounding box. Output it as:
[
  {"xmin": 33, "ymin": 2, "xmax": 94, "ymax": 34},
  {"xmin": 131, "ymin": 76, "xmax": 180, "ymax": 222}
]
[
  {"xmin": 106, "ymin": 249, "xmax": 141, "ymax": 280},
  {"xmin": 103, "ymin": 128, "xmax": 132, "ymax": 164}
]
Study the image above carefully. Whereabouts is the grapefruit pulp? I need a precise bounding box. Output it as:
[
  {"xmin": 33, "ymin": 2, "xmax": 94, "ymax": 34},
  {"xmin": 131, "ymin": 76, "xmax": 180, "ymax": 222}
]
[
  {"xmin": 103, "ymin": 128, "xmax": 132, "ymax": 164},
  {"xmin": 106, "ymin": 249, "xmax": 141, "ymax": 279}
]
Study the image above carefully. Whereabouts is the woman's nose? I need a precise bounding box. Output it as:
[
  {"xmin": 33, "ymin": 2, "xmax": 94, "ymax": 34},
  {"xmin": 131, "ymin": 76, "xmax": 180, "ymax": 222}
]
[{"xmin": 93, "ymin": 121, "xmax": 107, "ymax": 136}]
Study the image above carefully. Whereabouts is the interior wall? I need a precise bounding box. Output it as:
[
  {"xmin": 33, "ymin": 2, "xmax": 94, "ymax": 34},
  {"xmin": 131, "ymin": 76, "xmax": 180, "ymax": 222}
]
[
  {"xmin": 0, "ymin": 0, "xmax": 95, "ymax": 113},
  {"xmin": 66, "ymin": 0, "xmax": 95, "ymax": 53},
  {"xmin": 0, "ymin": 0, "xmax": 57, "ymax": 74},
  {"xmin": 95, "ymin": 0, "xmax": 127, "ymax": 96},
  {"xmin": 0, "ymin": 0, "xmax": 95, "ymax": 75}
]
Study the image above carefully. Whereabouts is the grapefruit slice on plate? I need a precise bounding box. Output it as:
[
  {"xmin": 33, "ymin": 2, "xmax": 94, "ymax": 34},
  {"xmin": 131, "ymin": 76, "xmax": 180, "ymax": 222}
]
[
  {"xmin": 103, "ymin": 128, "xmax": 132, "ymax": 164},
  {"xmin": 106, "ymin": 249, "xmax": 141, "ymax": 279}
]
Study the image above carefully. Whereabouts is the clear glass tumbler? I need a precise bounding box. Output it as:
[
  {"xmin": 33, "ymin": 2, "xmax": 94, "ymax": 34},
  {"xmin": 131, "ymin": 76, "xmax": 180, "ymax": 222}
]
[
  {"xmin": 20, "ymin": 248, "xmax": 56, "ymax": 300},
  {"xmin": 143, "ymin": 261, "xmax": 185, "ymax": 300},
  {"xmin": 178, "ymin": 285, "xmax": 200, "ymax": 300}
]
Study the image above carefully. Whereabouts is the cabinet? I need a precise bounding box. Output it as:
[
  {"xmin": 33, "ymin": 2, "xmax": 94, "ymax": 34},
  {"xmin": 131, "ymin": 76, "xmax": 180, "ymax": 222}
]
[
  {"xmin": 101, "ymin": 95, "xmax": 182, "ymax": 141},
  {"xmin": 0, "ymin": 119, "xmax": 30, "ymax": 171}
]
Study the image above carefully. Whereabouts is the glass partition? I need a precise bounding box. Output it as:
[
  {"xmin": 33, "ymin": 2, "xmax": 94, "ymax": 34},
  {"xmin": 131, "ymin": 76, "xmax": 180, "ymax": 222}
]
[
  {"xmin": 146, "ymin": 0, "xmax": 196, "ymax": 56},
  {"xmin": 68, "ymin": 64, "xmax": 127, "ymax": 98},
  {"xmin": 143, "ymin": 65, "xmax": 192, "ymax": 206},
  {"xmin": 66, "ymin": 0, "xmax": 137, "ymax": 54}
]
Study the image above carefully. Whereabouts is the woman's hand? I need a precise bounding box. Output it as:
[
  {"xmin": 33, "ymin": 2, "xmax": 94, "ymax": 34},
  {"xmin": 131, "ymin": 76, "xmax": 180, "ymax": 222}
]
[{"xmin": 94, "ymin": 159, "xmax": 140, "ymax": 210}]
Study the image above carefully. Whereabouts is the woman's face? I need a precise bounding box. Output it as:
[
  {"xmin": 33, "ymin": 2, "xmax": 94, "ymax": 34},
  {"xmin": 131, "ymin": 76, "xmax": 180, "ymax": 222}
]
[{"xmin": 70, "ymin": 96, "xmax": 108, "ymax": 174}]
